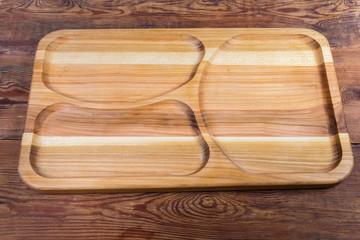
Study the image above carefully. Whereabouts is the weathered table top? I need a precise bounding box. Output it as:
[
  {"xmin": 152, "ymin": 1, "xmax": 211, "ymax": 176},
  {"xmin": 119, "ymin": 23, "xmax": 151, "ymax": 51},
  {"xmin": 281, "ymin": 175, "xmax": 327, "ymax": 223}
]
[{"xmin": 1, "ymin": 1, "xmax": 359, "ymax": 239}]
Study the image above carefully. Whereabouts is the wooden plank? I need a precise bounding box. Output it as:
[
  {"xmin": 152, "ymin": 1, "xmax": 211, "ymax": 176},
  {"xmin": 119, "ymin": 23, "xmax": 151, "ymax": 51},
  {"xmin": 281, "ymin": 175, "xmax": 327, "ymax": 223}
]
[
  {"xmin": 333, "ymin": 47, "xmax": 360, "ymax": 143},
  {"xmin": 0, "ymin": 140, "xmax": 359, "ymax": 239},
  {"xmin": 0, "ymin": 104, "xmax": 27, "ymax": 139},
  {"xmin": 0, "ymin": 62, "xmax": 32, "ymax": 139},
  {"xmin": 343, "ymin": 102, "xmax": 360, "ymax": 142},
  {"xmin": 0, "ymin": 140, "xmax": 21, "ymax": 239},
  {"xmin": 0, "ymin": 0, "xmax": 359, "ymax": 238},
  {"xmin": 0, "ymin": 1, "xmax": 359, "ymax": 48}
]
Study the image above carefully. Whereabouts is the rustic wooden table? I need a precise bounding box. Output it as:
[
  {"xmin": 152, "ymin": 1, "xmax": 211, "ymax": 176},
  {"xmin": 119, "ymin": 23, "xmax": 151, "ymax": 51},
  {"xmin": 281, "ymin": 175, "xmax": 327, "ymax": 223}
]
[{"xmin": 1, "ymin": 1, "xmax": 359, "ymax": 239}]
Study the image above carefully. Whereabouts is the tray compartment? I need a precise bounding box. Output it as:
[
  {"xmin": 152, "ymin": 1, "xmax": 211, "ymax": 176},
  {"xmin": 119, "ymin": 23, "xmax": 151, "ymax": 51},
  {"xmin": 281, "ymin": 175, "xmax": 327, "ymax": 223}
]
[
  {"xmin": 200, "ymin": 34, "xmax": 341, "ymax": 173},
  {"xmin": 30, "ymin": 101, "xmax": 209, "ymax": 178},
  {"xmin": 42, "ymin": 33, "xmax": 205, "ymax": 103}
]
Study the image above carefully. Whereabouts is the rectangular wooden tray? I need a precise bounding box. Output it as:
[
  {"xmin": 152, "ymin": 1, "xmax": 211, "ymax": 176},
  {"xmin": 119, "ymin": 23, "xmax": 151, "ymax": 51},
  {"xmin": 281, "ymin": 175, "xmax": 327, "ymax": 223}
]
[{"xmin": 19, "ymin": 28, "xmax": 353, "ymax": 192}]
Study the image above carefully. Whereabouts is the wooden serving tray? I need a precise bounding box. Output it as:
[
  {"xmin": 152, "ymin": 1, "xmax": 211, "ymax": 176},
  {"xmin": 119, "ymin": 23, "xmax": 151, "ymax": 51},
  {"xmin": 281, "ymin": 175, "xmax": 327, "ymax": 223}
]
[{"xmin": 19, "ymin": 28, "xmax": 354, "ymax": 192}]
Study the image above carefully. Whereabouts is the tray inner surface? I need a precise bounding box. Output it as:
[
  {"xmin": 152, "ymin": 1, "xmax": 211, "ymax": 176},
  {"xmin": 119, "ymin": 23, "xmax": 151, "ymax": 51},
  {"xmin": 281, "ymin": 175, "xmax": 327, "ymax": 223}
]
[
  {"xmin": 200, "ymin": 34, "xmax": 340, "ymax": 173},
  {"xmin": 31, "ymin": 101, "xmax": 209, "ymax": 178},
  {"xmin": 42, "ymin": 34, "xmax": 205, "ymax": 103}
]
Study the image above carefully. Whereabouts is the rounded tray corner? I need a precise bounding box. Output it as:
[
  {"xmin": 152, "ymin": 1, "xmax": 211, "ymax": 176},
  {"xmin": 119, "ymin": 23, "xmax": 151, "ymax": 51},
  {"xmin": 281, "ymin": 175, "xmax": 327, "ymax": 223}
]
[
  {"xmin": 18, "ymin": 158, "xmax": 49, "ymax": 192},
  {"xmin": 328, "ymin": 133, "xmax": 354, "ymax": 184},
  {"xmin": 295, "ymin": 28, "xmax": 331, "ymax": 47}
]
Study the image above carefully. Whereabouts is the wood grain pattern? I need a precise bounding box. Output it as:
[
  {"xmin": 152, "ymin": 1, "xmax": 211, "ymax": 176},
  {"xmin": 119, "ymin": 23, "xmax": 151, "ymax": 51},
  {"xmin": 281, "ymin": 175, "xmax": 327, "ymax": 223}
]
[
  {"xmin": 1, "ymin": 0, "xmax": 360, "ymax": 239},
  {"xmin": 2, "ymin": 140, "xmax": 360, "ymax": 239},
  {"xmin": 42, "ymin": 34, "xmax": 205, "ymax": 102},
  {"xmin": 18, "ymin": 28, "xmax": 353, "ymax": 191},
  {"xmin": 1, "ymin": 0, "xmax": 359, "ymax": 142},
  {"xmin": 30, "ymin": 101, "xmax": 209, "ymax": 178}
]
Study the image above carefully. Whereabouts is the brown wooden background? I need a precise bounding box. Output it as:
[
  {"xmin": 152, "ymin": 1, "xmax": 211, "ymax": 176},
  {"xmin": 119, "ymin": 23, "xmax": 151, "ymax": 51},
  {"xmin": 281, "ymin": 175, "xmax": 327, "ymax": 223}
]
[{"xmin": 1, "ymin": 0, "xmax": 359, "ymax": 239}]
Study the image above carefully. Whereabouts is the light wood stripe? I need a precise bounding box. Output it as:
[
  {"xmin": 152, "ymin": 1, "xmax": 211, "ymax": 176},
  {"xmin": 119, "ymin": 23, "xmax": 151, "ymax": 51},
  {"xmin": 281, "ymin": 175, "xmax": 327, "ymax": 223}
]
[
  {"xmin": 215, "ymin": 136, "xmax": 332, "ymax": 142},
  {"xmin": 45, "ymin": 51, "xmax": 204, "ymax": 65},
  {"xmin": 209, "ymin": 49, "xmax": 324, "ymax": 66},
  {"xmin": 26, "ymin": 134, "xmax": 200, "ymax": 147},
  {"xmin": 22, "ymin": 133, "xmax": 333, "ymax": 146}
]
